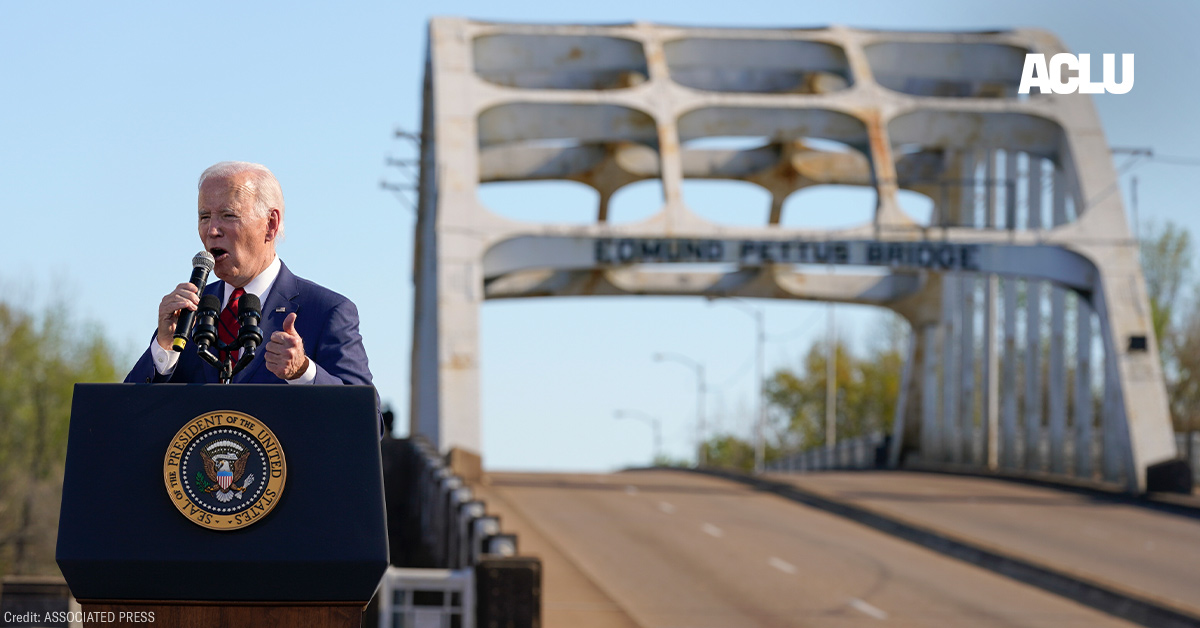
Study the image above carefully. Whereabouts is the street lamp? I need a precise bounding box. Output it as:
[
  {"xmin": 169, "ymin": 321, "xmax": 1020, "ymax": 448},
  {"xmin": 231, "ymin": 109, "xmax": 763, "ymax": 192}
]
[
  {"xmin": 653, "ymin": 352, "xmax": 707, "ymax": 466},
  {"xmin": 708, "ymin": 296, "xmax": 766, "ymax": 474},
  {"xmin": 614, "ymin": 409, "xmax": 663, "ymax": 465},
  {"xmin": 827, "ymin": 303, "xmax": 837, "ymax": 451}
]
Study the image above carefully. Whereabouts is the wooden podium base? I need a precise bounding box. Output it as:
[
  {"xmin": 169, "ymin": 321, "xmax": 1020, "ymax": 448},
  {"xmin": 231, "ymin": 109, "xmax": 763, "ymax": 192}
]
[{"xmin": 80, "ymin": 600, "xmax": 364, "ymax": 628}]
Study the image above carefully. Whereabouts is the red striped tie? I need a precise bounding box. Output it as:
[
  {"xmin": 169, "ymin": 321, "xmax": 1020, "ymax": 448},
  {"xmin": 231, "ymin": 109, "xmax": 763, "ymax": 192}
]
[{"xmin": 218, "ymin": 288, "xmax": 245, "ymax": 363}]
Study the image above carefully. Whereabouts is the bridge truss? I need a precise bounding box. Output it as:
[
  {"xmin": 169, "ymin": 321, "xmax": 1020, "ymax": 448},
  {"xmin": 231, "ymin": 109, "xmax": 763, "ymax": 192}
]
[{"xmin": 411, "ymin": 19, "xmax": 1175, "ymax": 492}]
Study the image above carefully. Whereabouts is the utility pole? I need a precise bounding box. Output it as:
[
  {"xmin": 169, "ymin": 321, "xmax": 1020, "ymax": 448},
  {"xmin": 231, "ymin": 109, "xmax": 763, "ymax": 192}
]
[
  {"xmin": 654, "ymin": 353, "xmax": 707, "ymax": 466},
  {"xmin": 708, "ymin": 297, "xmax": 767, "ymax": 473},
  {"xmin": 826, "ymin": 303, "xmax": 837, "ymax": 451},
  {"xmin": 614, "ymin": 410, "xmax": 663, "ymax": 464}
]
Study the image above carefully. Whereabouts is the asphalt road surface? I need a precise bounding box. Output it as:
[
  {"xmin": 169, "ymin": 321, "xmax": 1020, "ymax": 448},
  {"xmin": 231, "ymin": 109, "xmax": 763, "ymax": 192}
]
[
  {"xmin": 476, "ymin": 469, "xmax": 1142, "ymax": 628},
  {"xmin": 768, "ymin": 470, "xmax": 1200, "ymax": 617}
]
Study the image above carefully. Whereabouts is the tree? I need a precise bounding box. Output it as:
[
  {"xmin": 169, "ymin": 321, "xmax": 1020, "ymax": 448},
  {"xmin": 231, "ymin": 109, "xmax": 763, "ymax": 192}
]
[
  {"xmin": 1171, "ymin": 309, "xmax": 1200, "ymax": 437},
  {"xmin": 700, "ymin": 434, "xmax": 757, "ymax": 472},
  {"xmin": 1141, "ymin": 221, "xmax": 1191, "ymax": 364},
  {"xmin": 764, "ymin": 316, "xmax": 905, "ymax": 455},
  {"xmin": 0, "ymin": 297, "xmax": 119, "ymax": 576},
  {"xmin": 1140, "ymin": 220, "xmax": 1197, "ymax": 433},
  {"xmin": 699, "ymin": 433, "xmax": 785, "ymax": 471}
]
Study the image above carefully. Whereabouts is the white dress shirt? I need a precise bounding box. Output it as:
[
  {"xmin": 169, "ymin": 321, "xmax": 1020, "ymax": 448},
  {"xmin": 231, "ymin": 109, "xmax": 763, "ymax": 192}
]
[{"xmin": 150, "ymin": 255, "xmax": 315, "ymax": 383}]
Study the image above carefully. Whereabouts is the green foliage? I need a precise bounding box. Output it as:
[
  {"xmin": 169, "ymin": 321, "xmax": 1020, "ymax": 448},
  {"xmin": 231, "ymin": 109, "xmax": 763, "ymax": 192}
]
[
  {"xmin": 651, "ymin": 454, "xmax": 692, "ymax": 468},
  {"xmin": 195, "ymin": 471, "xmax": 212, "ymax": 491},
  {"xmin": 764, "ymin": 317, "xmax": 905, "ymax": 453},
  {"xmin": 0, "ymin": 297, "xmax": 119, "ymax": 576},
  {"xmin": 1140, "ymin": 220, "xmax": 1192, "ymax": 362},
  {"xmin": 701, "ymin": 434, "xmax": 756, "ymax": 472},
  {"xmin": 1170, "ymin": 311, "xmax": 1200, "ymax": 433},
  {"xmin": 1139, "ymin": 220, "xmax": 1200, "ymax": 433},
  {"xmin": 699, "ymin": 433, "xmax": 786, "ymax": 472}
]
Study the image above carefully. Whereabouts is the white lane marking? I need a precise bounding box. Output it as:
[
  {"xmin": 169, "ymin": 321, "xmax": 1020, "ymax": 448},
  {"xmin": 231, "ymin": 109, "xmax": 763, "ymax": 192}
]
[
  {"xmin": 625, "ymin": 485, "xmax": 638, "ymax": 495},
  {"xmin": 768, "ymin": 557, "xmax": 797, "ymax": 575},
  {"xmin": 702, "ymin": 523, "xmax": 724, "ymax": 538},
  {"xmin": 658, "ymin": 501, "xmax": 677, "ymax": 514},
  {"xmin": 849, "ymin": 598, "xmax": 888, "ymax": 620}
]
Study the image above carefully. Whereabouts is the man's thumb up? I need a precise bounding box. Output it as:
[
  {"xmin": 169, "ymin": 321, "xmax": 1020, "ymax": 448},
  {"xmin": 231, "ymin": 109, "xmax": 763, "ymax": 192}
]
[
  {"xmin": 283, "ymin": 312, "xmax": 298, "ymax": 335},
  {"xmin": 266, "ymin": 311, "xmax": 308, "ymax": 381}
]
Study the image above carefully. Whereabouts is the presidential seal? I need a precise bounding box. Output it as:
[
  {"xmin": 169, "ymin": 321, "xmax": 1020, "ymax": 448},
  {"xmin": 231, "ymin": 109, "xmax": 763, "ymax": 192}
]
[{"xmin": 163, "ymin": 411, "xmax": 286, "ymax": 530}]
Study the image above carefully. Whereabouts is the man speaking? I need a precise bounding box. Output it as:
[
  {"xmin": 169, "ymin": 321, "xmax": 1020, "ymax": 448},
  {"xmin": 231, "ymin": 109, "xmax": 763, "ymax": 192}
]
[{"xmin": 125, "ymin": 161, "xmax": 375, "ymax": 389}]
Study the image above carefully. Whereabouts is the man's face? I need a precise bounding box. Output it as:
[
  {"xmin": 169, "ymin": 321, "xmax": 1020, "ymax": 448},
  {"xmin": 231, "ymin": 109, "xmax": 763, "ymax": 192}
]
[{"xmin": 198, "ymin": 173, "xmax": 279, "ymax": 288}]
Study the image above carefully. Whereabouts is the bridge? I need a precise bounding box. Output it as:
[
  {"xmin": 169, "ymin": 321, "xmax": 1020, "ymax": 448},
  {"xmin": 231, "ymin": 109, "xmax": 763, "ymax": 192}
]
[{"xmin": 375, "ymin": 19, "xmax": 1200, "ymax": 628}]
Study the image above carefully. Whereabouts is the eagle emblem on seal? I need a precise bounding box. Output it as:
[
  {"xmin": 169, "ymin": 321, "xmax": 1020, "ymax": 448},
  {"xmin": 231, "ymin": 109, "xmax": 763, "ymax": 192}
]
[
  {"xmin": 196, "ymin": 440, "xmax": 257, "ymax": 503},
  {"xmin": 166, "ymin": 411, "xmax": 287, "ymax": 531}
]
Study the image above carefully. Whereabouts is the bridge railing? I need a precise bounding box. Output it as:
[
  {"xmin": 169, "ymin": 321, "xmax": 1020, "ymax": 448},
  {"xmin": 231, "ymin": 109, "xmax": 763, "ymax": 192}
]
[
  {"xmin": 372, "ymin": 436, "xmax": 538, "ymax": 628},
  {"xmin": 765, "ymin": 428, "xmax": 1199, "ymax": 493},
  {"xmin": 767, "ymin": 433, "xmax": 888, "ymax": 473},
  {"xmin": 1175, "ymin": 432, "xmax": 1200, "ymax": 484},
  {"xmin": 407, "ymin": 435, "xmax": 521, "ymax": 568}
]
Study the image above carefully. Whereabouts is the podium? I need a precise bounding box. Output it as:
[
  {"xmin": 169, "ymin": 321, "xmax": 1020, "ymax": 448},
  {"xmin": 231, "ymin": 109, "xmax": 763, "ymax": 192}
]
[{"xmin": 56, "ymin": 384, "xmax": 388, "ymax": 627}]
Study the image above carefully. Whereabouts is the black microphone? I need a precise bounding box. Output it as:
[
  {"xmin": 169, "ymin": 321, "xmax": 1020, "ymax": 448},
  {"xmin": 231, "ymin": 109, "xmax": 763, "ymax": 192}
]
[
  {"xmin": 236, "ymin": 293, "xmax": 264, "ymax": 354},
  {"xmin": 192, "ymin": 294, "xmax": 221, "ymax": 351},
  {"xmin": 171, "ymin": 251, "xmax": 216, "ymax": 352}
]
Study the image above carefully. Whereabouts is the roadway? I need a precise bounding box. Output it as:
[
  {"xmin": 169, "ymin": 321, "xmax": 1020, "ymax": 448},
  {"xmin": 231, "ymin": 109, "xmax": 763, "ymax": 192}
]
[
  {"xmin": 474, "ymin": 469, "xmax": 1150, "ymax": 628},
  {"xmin": 766, "ymin": 470, "xmax": 1200, "ymax": 619}
]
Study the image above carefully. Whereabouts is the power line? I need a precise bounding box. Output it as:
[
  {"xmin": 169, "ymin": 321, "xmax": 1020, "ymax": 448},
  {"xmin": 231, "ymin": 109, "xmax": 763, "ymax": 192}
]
[
  {"xmin": 767, "ymin": 309, "xmax": 826, "ymax": 343},
  {"xmin": 1083, "ymin": 150, "xmax": 1200, "ymax": 214},
  {"xmin": 382, "ymin": 127, "xmax": 422, "ymax": 211},
  {"xmin": 712, "ymin": 353, "xmax": 755, "ymax": 390},
  {"xmin": 1150, "ymin": 155, "xmax": 1200, "ymax": 166}
]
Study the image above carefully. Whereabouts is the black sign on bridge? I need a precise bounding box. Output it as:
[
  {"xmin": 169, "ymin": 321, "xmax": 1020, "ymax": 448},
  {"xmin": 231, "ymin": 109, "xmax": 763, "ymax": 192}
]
[{"xmin": 591, "ymin": 238, "xmax": 982, "ymax": 272}]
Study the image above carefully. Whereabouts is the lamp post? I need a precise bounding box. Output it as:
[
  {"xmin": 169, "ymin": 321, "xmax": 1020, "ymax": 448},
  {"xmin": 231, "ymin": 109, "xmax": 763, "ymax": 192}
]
[
  {"xmin": 827, "ymin": 303, "xmax": 837, "ymax": 451},
  {"xmin": 614, "ymin": 409, "xmax": 663, "ymax": 464},
  {"xmin": 709, "ymin": 297, "xmax": 766, "ymax": 474},
  {"xmin": 653, "ymin": 352, "xmax": 707, "ymax": 466}
]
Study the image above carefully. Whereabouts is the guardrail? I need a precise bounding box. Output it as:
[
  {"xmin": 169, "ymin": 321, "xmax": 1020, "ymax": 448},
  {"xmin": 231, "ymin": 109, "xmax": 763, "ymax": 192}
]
[
  {"xmin": 766, "ymin": 433, "xmax": 888, "ymax": 473},
  {"xmin": 768, "ymin": 432, "xmax": 1199, "ymax": 492},
  {"xmin": 407, "ymin": 436, "xmax": 521, "ymax": 567},
  {"xmin": 370, "ymin": 436, "xmax": 539, "ymax": 628},
  {"xmin": 1174, "ymin": 432, "xmax": 1200, "ymax": 484}
]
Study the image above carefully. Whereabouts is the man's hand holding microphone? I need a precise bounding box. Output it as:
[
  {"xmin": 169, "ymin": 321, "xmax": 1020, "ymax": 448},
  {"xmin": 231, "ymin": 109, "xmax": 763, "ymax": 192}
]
[
  {"xmin": 157, "ymin": 250, "xmax": 308, "ymax": 380},
  {"xmin": 157, "ymin": 251, "xmax": 213, "ymax": 352}
]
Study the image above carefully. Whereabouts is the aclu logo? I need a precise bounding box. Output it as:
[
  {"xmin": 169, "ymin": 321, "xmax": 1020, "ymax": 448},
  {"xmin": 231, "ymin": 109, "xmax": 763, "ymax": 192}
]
[{"xmin": 1018, "ymin": 53, "xmax": 1134, "ymax": 94}]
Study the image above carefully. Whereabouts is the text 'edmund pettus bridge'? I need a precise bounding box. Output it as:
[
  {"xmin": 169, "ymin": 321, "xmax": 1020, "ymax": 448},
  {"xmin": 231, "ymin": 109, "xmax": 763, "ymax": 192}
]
[{"xmin": 592, "ymin": 238, "xmax": 982, "ymax": 271}]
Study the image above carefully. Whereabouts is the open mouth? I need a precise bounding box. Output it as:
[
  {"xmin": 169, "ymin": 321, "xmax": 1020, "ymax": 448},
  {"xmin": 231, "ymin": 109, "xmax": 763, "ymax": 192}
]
[{"xmin": 209, "ymin": 248, "xmax": 229, "ymax": 262}]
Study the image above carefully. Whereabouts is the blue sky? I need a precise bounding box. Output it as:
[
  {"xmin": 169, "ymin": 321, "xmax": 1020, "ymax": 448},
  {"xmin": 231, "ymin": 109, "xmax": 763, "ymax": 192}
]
[{"xmin": 2, "ymin": 1, "xmax": 1197, "ymax": 471}]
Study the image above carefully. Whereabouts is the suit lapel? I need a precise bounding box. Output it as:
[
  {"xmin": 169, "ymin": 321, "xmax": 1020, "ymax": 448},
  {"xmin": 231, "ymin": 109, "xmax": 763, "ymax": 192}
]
[{"xmin": 234, "ymin": 262, "xmax": 300, "ymax": 383}]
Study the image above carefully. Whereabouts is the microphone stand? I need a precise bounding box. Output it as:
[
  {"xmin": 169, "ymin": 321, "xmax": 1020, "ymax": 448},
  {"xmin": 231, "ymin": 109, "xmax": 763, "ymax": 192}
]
[
  {"xmin": 192, "ymin": 294, "xmax": 264, "ymax": 384},
  {"xmin": 195, "ymin": 343, "xmax": 237, "ymax": 384},
  {"xmin": 194, "ymin": 328, "xmax": 263, "ymax": 384}
]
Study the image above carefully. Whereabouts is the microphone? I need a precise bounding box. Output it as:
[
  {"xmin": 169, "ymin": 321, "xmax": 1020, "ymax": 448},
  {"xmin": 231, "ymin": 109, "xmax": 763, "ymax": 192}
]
[
  {"xmin": 231, "ymin": 293, "xmax": 264, "ymax": 376},
  {"xmin": 192, "ymin": 294, "xmax": 221, "ymax": 351},
  {"xmin": 171, "ymin": 251, "xmax": 216, "ymax": 352},
  {"xmin": 236, "ymin": 293, "xmax": 264, "ymax": 355}
]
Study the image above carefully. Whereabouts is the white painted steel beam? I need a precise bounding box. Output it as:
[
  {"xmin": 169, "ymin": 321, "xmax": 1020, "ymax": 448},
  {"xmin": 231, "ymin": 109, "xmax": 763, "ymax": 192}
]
[
  {"xmin": 942, "ymin": 275, "xmax": 960, "ymax": 464},
  {"xmin": 415, "ymin": 19, "xmax": 1175, "ymax": 491},
  {"xmin": 1001, "ymin": 278, "xmax": 1019, "ymax": 469},
  {"xmin": 921, "ymin": 322, "xmax": 941, "ymax": 461},
  {"xmin": 1049, "ymin": 286, "xmax": 1068, "ymax": 474},
  {"xmin": 959, "ymin": 275, "xmax": 976, "ymax": 465},
  {"xmin": 1025, "ymin": 280, "xmax": 1043, "ymax": 472},
  {"xmin": 1075, "ymin": 300, "xmax": 1094, "ymax": 479}
]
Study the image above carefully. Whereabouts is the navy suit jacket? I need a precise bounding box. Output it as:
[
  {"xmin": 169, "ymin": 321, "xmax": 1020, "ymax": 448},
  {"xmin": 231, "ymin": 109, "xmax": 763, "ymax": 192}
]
[{"xmin": 125, "ymin": 262, "xmax": 375, "ymax": 389}]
